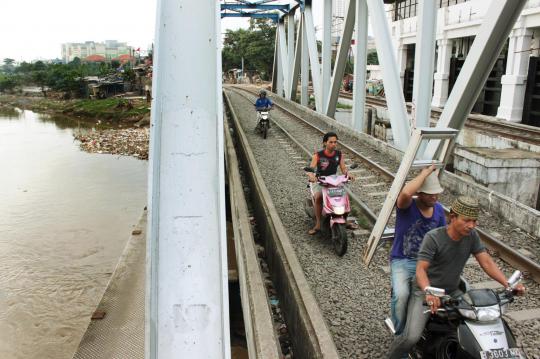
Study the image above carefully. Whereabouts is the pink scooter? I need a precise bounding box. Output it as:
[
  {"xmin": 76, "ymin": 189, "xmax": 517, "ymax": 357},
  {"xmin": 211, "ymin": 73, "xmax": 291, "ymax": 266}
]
[{"xmin": 303, "ymin": 164, "xmax": 357, "ymax": 256}]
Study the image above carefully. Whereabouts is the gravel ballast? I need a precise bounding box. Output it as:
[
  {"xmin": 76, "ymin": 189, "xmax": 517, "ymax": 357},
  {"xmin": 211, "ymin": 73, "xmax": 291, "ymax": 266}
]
[{"xmin": 226, "ymin": 88, "xmax": 540, "ymax": 358}]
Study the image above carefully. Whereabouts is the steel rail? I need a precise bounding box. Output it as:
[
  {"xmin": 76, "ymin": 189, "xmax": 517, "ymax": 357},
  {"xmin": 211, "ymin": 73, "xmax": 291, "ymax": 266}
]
[
  {"xmin": 228, "ymin": 86, "xmax": 540, "ymax": 283},
  {"xmin": 339, "ymin": 91, "xmax": 540, "ymax": 145}
]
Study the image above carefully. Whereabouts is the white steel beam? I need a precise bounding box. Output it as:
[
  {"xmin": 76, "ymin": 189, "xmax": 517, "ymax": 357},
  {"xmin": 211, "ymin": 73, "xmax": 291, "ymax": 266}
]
[
  {"xmin": 301, "ymin": 15, "xmax": 309, "ymax": 106},
  {"xmin": 425, "ymin": 0, "xmax": 527, "ymax": 157},
  {"xmin": 276, "ymin": 26, "xmax": 285, "ymax": 97},
  {"xmin": 288, "ymin": 11, "xmax": 295, "ymax": 97},
  {"xmin": 352, "ymin": 0, "xmax": 368, "ymax": 133},
  {"xmin": 304, "ymin": 7, "xmax": 322, "ymax": 110},
  {"xmin": 325, "ymin": 0, "xmax": 356, "ymax": 117},
  {"xmin": 278, "ymin": 21, "xmax": 290, "ymax": 97},
  {"xmin": 272, "ymin": 28, "xmax": 279, "ymax": 93},
  {"xmin": 366, "ymin": 0, "xmax": 410, "ymax": 149},
  {"xmin": 147, "ymin": 0, "xmax": 229, "ymax": 358},
  {"xmin": 289, "ymin": 14, "xmax": 303, "ymax": 102},
  {"xmin": 322, "ymin": 0, "xmax": 332, "ymax": 111},
  {"xmin": 412, "ymin": 0, "xmax": 437, "ymax": 130}
]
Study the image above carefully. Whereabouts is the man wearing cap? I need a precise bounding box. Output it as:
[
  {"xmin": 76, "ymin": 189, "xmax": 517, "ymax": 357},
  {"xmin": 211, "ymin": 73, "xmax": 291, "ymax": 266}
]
[
  {"xmin": 389, "ymin": 165, "xmax": 446, "ymax": 336},
  {"xmin": 387, "ymin": 196, "xmax": 526, "ymax": 358}
]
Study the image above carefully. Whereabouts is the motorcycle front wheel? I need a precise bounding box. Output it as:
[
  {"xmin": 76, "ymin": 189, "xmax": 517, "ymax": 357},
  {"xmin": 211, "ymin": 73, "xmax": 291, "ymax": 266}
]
[
  {"xmin": 331, "ymin": 223, "xmax": 347, "ymax": 256},
  {"xmin": 262, "ymin": 122, "xmax": 268, "ymax": 139}
]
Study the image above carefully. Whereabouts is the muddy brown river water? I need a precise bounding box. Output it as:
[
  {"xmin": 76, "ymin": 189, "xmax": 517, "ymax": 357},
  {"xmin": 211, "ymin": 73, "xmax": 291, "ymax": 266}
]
[{"xmin": 0, "ymin": 109, "xmax": 147, "ymax": 359}]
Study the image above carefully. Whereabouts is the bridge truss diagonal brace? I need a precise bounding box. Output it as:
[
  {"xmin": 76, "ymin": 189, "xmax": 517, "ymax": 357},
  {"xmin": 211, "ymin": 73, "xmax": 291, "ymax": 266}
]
[
  {"xmin": 278, "ymin": 20, "xmax": 290, "ymax": 98},
  {"xmin": 289, "ymin": 13, "xmax": 303, "ymax": 102},
  {"xmin": 303, "ymin": 6, "xmax": 322, "ymax": 111},
  {"xmin": 325, "ymin": 0, "xmax": 356, "ymax": 117},
  {"xmin": 424, "ymin": 0, "xmax": 528, "ymax": 158},
  {"xmin": 352, "ymin": 0, "xmax": 369, "ymax": 133},
  {"xmin": 366, "ymin": 0, "xmax": 410, "ymax": 150}
]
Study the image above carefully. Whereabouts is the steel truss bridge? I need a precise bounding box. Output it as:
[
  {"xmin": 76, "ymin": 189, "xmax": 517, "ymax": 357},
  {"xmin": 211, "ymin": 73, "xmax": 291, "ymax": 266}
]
[{"xmin": 146, "ymin": 1, "xmax": 528, "ymax": 357}]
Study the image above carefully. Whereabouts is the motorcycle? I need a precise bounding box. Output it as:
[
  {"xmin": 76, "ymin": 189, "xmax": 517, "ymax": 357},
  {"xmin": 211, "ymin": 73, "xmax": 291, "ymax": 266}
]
[
  {"xmin": 255, "ymin": 108, "xmax": 271, "ymax": 139},
  {"xmin": 303, "ymin": 164, "xmax": 357, "ymax": 256},
  {"xmin": 386, "ymin": 271, "xmax": 526, "ymax": 359}
]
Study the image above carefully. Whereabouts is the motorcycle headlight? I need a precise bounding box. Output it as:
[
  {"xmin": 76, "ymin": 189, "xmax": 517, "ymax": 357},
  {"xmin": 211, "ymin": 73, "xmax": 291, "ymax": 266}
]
[
  {"xmin": 334, "ymin": 206, "xmax": 345, "ymax": 215},
  {"xmin": 475, "ymin": 305, "xmax": 501, "ymax": 322},
  {"xmin": 458, "ymin": 308, "xmax": 477, "ymax": 320}
]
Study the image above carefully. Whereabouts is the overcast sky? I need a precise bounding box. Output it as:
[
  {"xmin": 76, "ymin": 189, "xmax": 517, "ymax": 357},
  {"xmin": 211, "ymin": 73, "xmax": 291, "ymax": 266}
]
[{"xmin": 0, "ymin": 0, "xmax": 336, "ymax": 62}]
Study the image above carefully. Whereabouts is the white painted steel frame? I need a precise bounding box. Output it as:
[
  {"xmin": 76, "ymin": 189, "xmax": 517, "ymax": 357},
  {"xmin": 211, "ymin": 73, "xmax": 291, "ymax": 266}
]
[
  {"xmin": 352, "ymin": 0, "xmax": 368, "ymax": 132},
  {"xmin": 412, "ymin": 0, "xmax": 437, "ymax": 130},
  {"xmin": 366, "ymin": 0, "xmax": 410, "ymax": 149},
  {"xmin": 304, "ymin": 6, "xmax": 323, "ymax": 111},
  {"xmin": 322, "ymin": 0, "xmax": 332, "ymax": 112},
  {"xmin": 146, "ymin": 1, "xmax": 230, "ymax": 358},
  {"xmin": 278, "ymin": 20, "xmax": 290, "ymax": 97},
  {"xmin": 325, "ymin": 0, "xmax": 356, "ymax": 117},
  {"xmin": 301, "ymin": 14, "xmax": 309, "ymax": 106},
  {"xmin": 289, "ymin": 13, "xmax": 302, "ymax": 102},
  {"xmin": 288, "ymin": 11, "xmax": 295, "ymax": 97},
  {"xmin": 424, "ymin": 0, "xmax": 528, "ymax": 157}
]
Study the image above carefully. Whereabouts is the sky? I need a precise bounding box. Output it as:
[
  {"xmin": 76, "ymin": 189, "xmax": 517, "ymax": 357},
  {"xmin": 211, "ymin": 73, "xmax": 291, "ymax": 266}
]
[{"xmin": 0, "ymin": 0, "xmax": 337, "ymax": 62}]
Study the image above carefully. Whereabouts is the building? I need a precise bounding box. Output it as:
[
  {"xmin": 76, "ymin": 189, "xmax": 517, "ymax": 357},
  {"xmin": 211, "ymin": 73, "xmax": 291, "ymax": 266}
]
[
  {"xmin": 388, "ymin": 0, "xmax": 540, "ymax": 127},
  {"xmin": 61, "ymin": 40, "xmax": 132, "ymax": 63}
]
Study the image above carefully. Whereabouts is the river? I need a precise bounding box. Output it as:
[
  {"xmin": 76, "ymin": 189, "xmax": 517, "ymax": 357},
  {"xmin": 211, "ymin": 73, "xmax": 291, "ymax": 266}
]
[{"xmin": 0, "ymin": 109, "xmax": 147, "ymax": 359}]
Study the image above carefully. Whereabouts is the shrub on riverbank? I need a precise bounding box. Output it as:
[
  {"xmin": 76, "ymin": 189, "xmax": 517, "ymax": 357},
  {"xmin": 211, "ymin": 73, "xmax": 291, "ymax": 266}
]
[{"xmin": 0, "ymin": 95, "xmax": 150, "ymax": 124}]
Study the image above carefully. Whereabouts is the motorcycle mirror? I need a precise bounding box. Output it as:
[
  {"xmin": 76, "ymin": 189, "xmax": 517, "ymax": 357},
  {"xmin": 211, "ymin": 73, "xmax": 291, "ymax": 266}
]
[
  {"xmin": 303, "ymin": 166, "xmax": 315, "ymax": 173},
  {"xmin": 350, "ymin": 163, "xmax": 358, "ymax": 170},
  {"xmin": 507, "ymin": 271, "xmax": 521, "ymax": 287},
  {"xmin": 425, "ymin": 286, "xmax": 445, "ymax": 297}
]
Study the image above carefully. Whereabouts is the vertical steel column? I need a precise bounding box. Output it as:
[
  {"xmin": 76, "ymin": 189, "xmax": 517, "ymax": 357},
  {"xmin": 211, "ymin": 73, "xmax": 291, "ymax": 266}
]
[
  {"xmin": 425, "ymin": 0, "xmax": 527, "ymax": 158},
  {"xmin": 304, "ymin": 7, "xmax": 322, "ymax": 110},
  {"xmin": 146, "ymin": 1, "xmax": 230, "ymax": 358},
  {"xmin": 290, "ymin": 14, "xmax": 303, "ymax": 102},
  {"xmin": 366, "ymin": 0, "xmax": 410, "ymax": 149},
  {"xmin": 276, "ymin": 26, "xmax": 285, "ymax": 97},
  {"xmin": 301, "ymin": 15, "xmax": 309, "ymax": 106},
  {"xmin": 325, "ymin": 0, "xmax": 356, "ymax": 117},
  {"xmin": 279, "ymin": 19, "xmax": 290, "ymax": 98},
  {"xmin": 322, "ymin": 0, "xmax": 332, "ymax": 112},
  {"xmin": 412, "ymin": 0, "xmax": 437, "ymax": 130},
  {"xmin": 352, "ymin": 0, "xmax": 368, "ymax": 132},
  {"xmin": 272, "ymin": 29, "xmax": 279, "ymax": 93},
  {"xmin": 288, "ymin": 11, "xmax": 296, "ymax": 99}
]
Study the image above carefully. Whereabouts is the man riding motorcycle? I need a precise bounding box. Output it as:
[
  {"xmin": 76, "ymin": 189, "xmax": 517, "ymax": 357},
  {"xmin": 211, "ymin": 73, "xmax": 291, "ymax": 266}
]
[
  {"xmin": 306, "ymin": 132, "xmax": 356, "ymax": 235},
  {"xmin": 387, "ymin": 196, "xmax": 526, "ymax": 359},
  {"xmin": 254, "ymin": 89, "xmax": 273, "ymax": 127}
]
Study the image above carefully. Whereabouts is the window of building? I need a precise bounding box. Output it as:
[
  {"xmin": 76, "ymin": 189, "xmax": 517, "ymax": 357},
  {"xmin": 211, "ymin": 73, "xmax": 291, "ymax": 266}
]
[{"xmin": 393, "ymin": 0, "xmax": 470, "ymax": 21}]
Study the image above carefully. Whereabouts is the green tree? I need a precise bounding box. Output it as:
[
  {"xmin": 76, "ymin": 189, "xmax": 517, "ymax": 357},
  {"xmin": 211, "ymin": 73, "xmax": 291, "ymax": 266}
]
[
  {"xmin": 2, "ymin": 58, "xmax": 16, "ymax": 74},
  {"xmin": 222, "ymin": 18, "xmax": 276, "ymax": 80},
  {"xmin": 367, "ymin": 51, "xmax": 379, "ymax": 65}
]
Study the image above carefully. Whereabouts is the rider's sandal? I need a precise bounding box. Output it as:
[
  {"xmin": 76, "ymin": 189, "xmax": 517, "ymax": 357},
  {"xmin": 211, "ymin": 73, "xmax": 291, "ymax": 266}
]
[{"xmin": 308, "ymin": 228, "xmax": 320, "ymax": 235}]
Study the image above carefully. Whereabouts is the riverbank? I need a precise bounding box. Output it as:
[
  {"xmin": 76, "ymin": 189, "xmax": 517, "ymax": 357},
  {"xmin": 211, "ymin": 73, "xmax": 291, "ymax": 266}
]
[
  {"xmin": 1, "ymin": 94, "xmax": 151, "ymax": 160},
  {"xmin": 0, "ymin": 94, "xmax": 150, "ymax": 124},
  {"xmin": 74, "ymin": 128, "xmax": 149, "ymax": 160}
]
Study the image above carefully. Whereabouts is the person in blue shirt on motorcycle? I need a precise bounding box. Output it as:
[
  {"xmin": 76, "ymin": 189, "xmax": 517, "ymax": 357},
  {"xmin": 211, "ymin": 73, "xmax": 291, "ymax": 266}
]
[{"xmin": 254, "ymin": 89, "xmax": 273, "ymax": 129}]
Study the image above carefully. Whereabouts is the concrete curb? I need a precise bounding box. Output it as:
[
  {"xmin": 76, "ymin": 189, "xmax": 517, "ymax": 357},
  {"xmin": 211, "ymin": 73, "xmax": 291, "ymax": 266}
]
[
  {"xmin": 73, "ymin": 210, "xmax": 147, "ymax": 359},
  {"xmin": 224, "ymin": 115, "xmax": 282, "ymax": 358}
]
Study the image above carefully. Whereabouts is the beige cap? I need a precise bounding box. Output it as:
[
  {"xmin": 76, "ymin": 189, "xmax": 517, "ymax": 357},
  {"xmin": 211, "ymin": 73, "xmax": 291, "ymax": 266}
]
[
  {"xmin": 418, "ymin": 172, "xmax": 444, "ymax": 194},
  {"xmin": 451, "ymin": 196, "xmax": 479, "ymax": 219}
]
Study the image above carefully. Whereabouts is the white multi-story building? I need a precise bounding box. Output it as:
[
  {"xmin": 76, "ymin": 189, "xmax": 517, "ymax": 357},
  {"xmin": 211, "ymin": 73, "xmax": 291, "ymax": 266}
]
[
  {"xmin": 61, "ymin": 40, "xmax": 132, "ymax": 63},
  {"xmin": 388, "ymin": 0, "xmax": 540, "ymax": 127}
]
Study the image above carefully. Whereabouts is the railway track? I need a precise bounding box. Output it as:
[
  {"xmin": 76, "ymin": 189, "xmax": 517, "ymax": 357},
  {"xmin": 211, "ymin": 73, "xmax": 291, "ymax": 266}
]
[
  {"xmin": 232, "ymin": 86, "xmax": 540, "ymax": 284},
  {"xmin": 338, "ymin": 91, "xmax": 540, "ymax": 146}
]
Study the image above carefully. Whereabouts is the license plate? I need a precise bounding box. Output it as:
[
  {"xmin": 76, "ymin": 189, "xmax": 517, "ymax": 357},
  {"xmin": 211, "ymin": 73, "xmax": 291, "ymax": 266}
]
[
  {"xmin": 480, "ymin": 348, "xmax": 525, "ymax": 359},
  {"xmin": 327, "ymin": 188, "xmax": 344, "ymax": 197}
]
